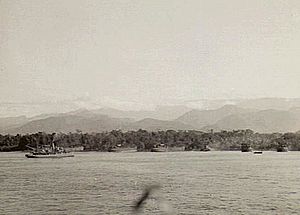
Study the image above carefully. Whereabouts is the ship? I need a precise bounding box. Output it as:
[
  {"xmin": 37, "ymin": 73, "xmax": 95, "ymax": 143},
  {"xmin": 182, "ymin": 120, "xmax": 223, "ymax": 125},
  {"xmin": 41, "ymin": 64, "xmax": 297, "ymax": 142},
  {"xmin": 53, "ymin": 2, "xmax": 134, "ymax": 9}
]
[
  {"xmin": 25, "ymin": 142, "xmax": 74, "ymax": 158},
  {"xmin": 241, "ymin": 143, "xmax": 252, "ymax": 152},
  {"xmin": 276, "ymin": 146, "xmax": 288, "ymax": 152},
  {"xmin": 276, "ymin": 140, "xmax": 288, "ymax": 152},
  {"xmin": 108, "ymin": 144, "xmax": 137, "ymax": 153},
  {"xmin": 198, "ymin": 145, "xmax": 211, "ymax": 152},
  {"xmin": 151, "ymin": 144, "xmax": 167, "ymax": 152},
  {"xmin": 184, "ymin": 144, "xmax": 211, "ymax": 152}
]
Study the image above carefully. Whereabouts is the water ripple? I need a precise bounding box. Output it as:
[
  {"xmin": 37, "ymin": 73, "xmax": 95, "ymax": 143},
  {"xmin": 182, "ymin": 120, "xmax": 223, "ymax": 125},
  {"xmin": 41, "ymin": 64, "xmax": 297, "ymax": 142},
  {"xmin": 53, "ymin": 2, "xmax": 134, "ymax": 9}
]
[{"xmin": 1, "ymin": 151, "xmax": 300, "ymax": 214}]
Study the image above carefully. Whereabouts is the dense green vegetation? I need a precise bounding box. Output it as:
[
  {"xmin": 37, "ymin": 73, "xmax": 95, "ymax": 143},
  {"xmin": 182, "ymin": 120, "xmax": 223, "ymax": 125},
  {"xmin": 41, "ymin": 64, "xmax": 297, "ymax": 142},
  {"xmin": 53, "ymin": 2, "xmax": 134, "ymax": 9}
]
[{"xmin": 1, "ymin": 129, "xmax": 300, "ymax": 152}]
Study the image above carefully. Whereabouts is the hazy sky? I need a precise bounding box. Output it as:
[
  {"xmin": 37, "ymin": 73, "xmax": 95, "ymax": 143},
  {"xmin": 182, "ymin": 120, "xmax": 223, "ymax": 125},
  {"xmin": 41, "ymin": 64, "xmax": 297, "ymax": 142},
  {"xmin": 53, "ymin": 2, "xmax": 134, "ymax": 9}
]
[{"xmin": 1, "ymin": 0, "xmax": 300, "ymax": 106}]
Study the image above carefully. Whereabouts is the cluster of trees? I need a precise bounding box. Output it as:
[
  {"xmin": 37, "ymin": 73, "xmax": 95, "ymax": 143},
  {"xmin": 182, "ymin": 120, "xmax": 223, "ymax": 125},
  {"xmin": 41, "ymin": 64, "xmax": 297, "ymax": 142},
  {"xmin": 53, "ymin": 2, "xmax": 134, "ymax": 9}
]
[{"xmin": 1, "ymin": 129, "xmax": 300, "ymax": 152}]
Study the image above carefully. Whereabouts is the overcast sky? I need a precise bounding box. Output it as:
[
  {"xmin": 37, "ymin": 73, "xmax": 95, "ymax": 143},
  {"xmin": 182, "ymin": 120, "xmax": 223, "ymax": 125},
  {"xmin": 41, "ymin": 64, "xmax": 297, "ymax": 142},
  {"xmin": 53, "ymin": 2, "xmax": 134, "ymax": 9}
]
[{"xmin": 1, "ymin": 0, "xmax": 300, "ymax": 107}]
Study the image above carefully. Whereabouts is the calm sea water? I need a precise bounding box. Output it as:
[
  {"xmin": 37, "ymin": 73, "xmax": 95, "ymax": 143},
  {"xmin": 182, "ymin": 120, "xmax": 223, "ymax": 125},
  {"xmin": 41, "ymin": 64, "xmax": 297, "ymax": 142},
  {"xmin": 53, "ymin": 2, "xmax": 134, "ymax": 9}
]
[{"xmin": 1, "ymin": 151, "xmax": 300, "ymax": 215}]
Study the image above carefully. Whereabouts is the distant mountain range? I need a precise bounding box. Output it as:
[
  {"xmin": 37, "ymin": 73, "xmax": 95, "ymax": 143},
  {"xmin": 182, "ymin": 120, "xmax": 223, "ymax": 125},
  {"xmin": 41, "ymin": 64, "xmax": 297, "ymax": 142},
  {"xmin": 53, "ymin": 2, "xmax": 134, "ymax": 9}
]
[
  {"xmin": 0, "ymin": 116, "xmax": 29, "ymax": 132},
  {"xmin": 1, "ymin": 98, "xmax": 300, "ymax": 134},
  {"xmin": 176, "ymin": 105, "xmax": 253, "ymax": 129},
  {"xmin": 201, "ymin": 108, "xmax": 300, "ymax": 133},
  {"xmin": 85, "ymin": 105, "xmax": 192, "ymax": 120}
]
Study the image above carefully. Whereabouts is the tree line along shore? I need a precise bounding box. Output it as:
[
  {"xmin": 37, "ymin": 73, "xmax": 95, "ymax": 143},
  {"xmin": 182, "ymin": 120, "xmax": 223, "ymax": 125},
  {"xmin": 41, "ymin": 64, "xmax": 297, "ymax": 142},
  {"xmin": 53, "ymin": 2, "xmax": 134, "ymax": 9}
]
[{"xmin": 1, "ymin": 129, "xmax": 300, "ymax": 152}]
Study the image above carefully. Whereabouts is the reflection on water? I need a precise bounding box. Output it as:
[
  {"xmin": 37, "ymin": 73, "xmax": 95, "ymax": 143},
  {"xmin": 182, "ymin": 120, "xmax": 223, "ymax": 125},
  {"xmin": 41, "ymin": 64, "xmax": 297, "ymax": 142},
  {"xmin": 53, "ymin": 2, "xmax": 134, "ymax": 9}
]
[{"xmin": 1, "ymin": 151, "xmax": 300, "ymax": 214}]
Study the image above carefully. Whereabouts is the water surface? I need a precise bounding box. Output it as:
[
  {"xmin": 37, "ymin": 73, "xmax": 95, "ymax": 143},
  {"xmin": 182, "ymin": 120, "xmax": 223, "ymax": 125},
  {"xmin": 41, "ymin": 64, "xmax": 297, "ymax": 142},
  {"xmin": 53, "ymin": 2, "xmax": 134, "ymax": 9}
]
[{"xmin": 1, "ymin": 151, "xmax": 300, "ymax": 214}]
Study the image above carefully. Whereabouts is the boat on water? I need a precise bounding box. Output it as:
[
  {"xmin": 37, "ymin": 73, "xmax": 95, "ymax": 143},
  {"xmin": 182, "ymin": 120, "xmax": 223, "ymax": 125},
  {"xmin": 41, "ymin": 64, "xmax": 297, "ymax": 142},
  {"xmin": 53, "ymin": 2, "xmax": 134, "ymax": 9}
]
[
  {"xmin": 276, "ymin": 140, "xmax": 288, "ymax": 152},
  {"xmin": 277, "ymin": 146, "xmax": 288, "ymax": 152},
  {"xmin": 151, "ymin": 144, "xmax": 167, "ymax": 152},
  {"xmin": 25, "ymin": 153, "xmax": 74, "ymax": 158},
  {"xmin": 241, "ymin": 143, "xmax": 252, "ymax": 152},
  {"xmin": 25, "ymin": 142, "xmax": 74, "ymax": 158},
  {"xmin": 253, "ymin": 151, "xmax": 263, "ymax": 154},
  {"xmin": 108, "ymin": 145, "xmax": 137, "ymax": 153},
  {"xmin": 184, "ymin": 144, "xmax": 211, "ymax": 152},
  {"xmin": 151, "ymin": 147, "xmax": 167, "ymax": 152},
  {"xmin": 199, "ymin": 146, "xmax": 211, "ymax": 152}
]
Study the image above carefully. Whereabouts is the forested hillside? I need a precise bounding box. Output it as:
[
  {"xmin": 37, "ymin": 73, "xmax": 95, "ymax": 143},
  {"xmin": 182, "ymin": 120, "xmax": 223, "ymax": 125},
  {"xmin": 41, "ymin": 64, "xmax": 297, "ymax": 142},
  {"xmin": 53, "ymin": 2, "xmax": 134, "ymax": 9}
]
[{"xmin": 1, "ymin": 129, "xmax": 300, "ymax": 152}]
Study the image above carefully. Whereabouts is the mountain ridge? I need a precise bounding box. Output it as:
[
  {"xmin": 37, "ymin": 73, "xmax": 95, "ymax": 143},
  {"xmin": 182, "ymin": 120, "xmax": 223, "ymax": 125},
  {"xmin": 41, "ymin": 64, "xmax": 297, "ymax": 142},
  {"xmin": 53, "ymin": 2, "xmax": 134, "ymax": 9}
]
[{"xmin": 1, "ymin": 99, "xmax": 300, "ymax": 134}]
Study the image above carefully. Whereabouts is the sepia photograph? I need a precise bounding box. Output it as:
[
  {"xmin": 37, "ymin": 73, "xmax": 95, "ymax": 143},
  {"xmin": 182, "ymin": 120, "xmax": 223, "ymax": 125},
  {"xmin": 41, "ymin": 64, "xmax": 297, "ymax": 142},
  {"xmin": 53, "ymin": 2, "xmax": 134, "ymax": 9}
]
[{"xmin": 1, "ymin": 0, "xmax": 300, "ymax": 214}]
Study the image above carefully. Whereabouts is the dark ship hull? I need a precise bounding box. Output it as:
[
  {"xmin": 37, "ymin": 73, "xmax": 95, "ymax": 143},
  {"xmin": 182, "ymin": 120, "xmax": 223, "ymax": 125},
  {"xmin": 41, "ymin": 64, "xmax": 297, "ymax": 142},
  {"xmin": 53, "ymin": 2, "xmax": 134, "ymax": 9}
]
[
  {"xmin": 151, "ymin": 147, "xmax": 167, "ymax": 152},
  {"xmin": 25, "ymin": 153, "xmax": 74, "ymax": 158},
  {"xmin": 253, "ymin": 151, "xmax": 263, "ymax": 154},
  {"xmin": 108, "ymin": 147, "xmax": 137, "ymax": 153},
  {"xmin": 241, "ymin": 143, "xmax": 252, "ymax": 152},
  {"xmin": 277, "ymin": 147, "xmax": 288, "ymax": 152}
]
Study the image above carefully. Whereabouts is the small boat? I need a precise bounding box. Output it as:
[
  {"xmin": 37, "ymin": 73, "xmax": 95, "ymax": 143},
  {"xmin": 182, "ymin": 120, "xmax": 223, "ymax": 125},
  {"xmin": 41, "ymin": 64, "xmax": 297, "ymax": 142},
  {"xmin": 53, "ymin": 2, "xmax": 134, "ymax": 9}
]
[
  {"xmin": 151, "ymin": 147, "xmax": 167, "ymax": 152},
  {"xmin": 184, "ymin": 145, "xmax": 211, "ymax": 152},
  {"xmin": 151, "ymin": 144, "xmax": 167, "ymax": 152},
  {"xmin": 108, "ymin": 146, "xmax": 137, "ymax": 153},
  {"xmin": 199, "ymin": 146, "xmax": 211, "ymax": 152},
  {"xmin": 277, "ymin": 145, "xmax": 288, "ymax": 152},
  {"xmin": 277, "ymin": 147, "xmax": 288, "ymax": 152},
  {"xmin": 253, "ymin": 151, "xmax": 263, "ymax": 154},
  {"xmin": 241, "ymin": 143, "xmax": 252, "ymax": 152}
]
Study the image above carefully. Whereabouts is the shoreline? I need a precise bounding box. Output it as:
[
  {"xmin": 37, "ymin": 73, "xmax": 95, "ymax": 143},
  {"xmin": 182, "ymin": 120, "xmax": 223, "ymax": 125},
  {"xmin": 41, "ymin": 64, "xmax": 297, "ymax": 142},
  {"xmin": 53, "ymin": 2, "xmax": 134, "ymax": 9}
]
[{"xmin": 0, "ymin": 149, "xmax": 294, "ymax": 153}]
